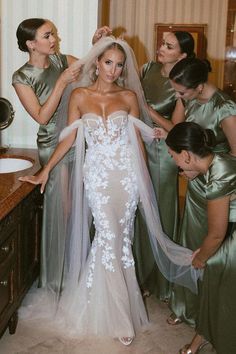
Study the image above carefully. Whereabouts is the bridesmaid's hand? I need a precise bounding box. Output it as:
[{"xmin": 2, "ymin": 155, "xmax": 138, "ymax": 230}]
[
  {"xmin": 92, "ymin": 26, "xmax": 112, "ymax": 44},
  {"xmin": 19, "ymin": 168, "xmax": 49, "ymax": 194},
  {"xmin": 192, "ymin": 249, "xmax": 206, "ymax": 269},
  {"xmin": 153, "ymin": 127, "xmax": 167, "ymax": 139},
  {"xmin": 60, "ymin": 62, "xmax": 83, "ymax": 85},
  {"xmin": 192, "ymin": 256, "xmax": 206, "ymax": 269}
]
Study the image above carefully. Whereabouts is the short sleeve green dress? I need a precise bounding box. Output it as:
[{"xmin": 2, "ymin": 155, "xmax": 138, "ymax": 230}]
[
  {"xmin": 12, "ymin": 54, "xmax": 69, "ymax": 290},
  {"xmin": 169, "ymin": 90, "xmax": 236, "ymax": 326},
  {"xmin": 133, "ymin": 61, "xmax": 179, "ymax": 300},
  {"xmin": 196, "ymin": 154, "xmax": 236, "ymax": 354}
]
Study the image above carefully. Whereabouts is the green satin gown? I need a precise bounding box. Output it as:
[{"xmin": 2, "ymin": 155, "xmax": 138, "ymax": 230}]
[
  {"xmin": 169, "ymin": 90, "xmax": 236, "ymax": 326},
  {"xmin": 12, "ymin": 54, "xmax": 69, "ymax": 291},
  {"xmin": 196, "ymin": 154, "xmax": 236, "ymax": 354},
  {"xmin": 133, "ymin": 61, "xmax": 179, "ymax": 300}
]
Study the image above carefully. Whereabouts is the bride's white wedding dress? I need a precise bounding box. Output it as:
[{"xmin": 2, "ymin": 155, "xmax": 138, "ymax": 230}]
[{"xmin": 58, "ymin": 111, "xmax": 149, "ymax": 338}]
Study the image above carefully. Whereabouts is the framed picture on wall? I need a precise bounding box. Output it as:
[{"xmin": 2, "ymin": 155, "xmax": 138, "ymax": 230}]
[{"xmin": 154, "ymin": 24, "xmax": 207, "ymax": 60}]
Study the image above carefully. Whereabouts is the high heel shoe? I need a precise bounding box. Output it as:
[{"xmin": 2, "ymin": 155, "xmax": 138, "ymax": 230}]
[
  {"xmin": 179, "ymin": 340, "xmax": 209, "ymax": 354},
  {"xmin": 119, "ymin": 337, "xmax": 134, "ymax": 346},
  {"xmin": 167, "ymin": 312, "xmax": 182, "ymax": 325}
]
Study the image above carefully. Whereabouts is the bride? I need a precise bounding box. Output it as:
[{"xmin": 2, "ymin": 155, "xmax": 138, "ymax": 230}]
[{"xmin": 19, "ymin": 37, "xmax": 201, "ymax": 345}]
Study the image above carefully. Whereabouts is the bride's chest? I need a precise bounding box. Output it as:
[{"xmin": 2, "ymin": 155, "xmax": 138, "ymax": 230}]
[{"xmin": 82, "ymin": 112, "xmax": 129, "ymax": 144}]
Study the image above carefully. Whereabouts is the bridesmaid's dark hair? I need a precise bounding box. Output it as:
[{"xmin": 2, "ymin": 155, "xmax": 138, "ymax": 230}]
[
  {"xmin": 16, "ymin": 18, "xmax": 46, "ymax": 52},
  {"xmin": 166, "ymin": 122, "xmax": 216, "ymax": 157},
  {"xmin": 169, "ymin": 58, "xmax": 212, "ymax": 89},
  {"xmin": 174, "ymin": 31, "xmax": 195, "ymax": 58}
]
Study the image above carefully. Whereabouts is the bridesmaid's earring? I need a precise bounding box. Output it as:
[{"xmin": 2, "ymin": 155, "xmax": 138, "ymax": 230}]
[
  {"xmin": 199, "ymin": 84, "xmax": 204, "ymax": 95},
  {"xmin": 95, "ymin": 67, "xmax": 99, "ymax": 76}
]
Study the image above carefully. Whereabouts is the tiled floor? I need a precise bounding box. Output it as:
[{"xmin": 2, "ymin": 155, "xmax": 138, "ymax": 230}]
[{"xmin": 0, "ymin": 296, "xmax": 216, "ymax": 354}]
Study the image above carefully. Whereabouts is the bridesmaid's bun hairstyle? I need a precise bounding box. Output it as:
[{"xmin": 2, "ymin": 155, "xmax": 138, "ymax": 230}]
[
  {"xmin": 16, "ymin": 18, "xmax": 46, "ymax": 52},
  {"xmin": 169, "ymin": 58, "xmax": 212, "ymax": 89},
  {"xmin": 166, "ymin": 122, "xmax": 216, "ymax": 157}
]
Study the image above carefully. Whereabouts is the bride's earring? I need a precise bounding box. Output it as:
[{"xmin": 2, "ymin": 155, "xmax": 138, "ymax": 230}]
[{"xmin": 95, "ymin": 67, "xmax": 99, "ymax": 76}]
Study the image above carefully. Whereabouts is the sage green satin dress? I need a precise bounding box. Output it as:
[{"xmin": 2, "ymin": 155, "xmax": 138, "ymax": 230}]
[
  {"xmin": 133, "ymin": 61, "xmax": 179, "ymax": 300},
  {"xmin": 169, "ymin": 90, "xmax": 236, "ymax": 326},
  {"xmin": 196, "ymin": 154, "xmax": 236, "ymax": 354},
  {"xmin": 12, "ymin": 54, "xmax": 68, "ymax": 290}
]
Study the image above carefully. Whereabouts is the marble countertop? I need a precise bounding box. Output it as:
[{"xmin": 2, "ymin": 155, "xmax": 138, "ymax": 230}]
[{"xmin": 0, "ymin": 148, "xmax": 42, "ymax": 220}]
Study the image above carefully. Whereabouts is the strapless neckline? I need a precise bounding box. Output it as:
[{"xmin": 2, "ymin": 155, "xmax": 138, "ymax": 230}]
[{"xmin": 81, "ymin": 110, "xmax": 128, "ymax": 122}]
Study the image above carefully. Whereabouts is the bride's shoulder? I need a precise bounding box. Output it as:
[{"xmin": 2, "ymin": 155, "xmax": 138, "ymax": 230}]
[
  {"xmin": 119, "ymin": 88, "xmax": 136, "ymax": 98},
  {"xmin": 71, "ymin": 87, "xmax": 92, "ymax": 98},
  {"xmin": 72, "ymin": 87, "xmax": 89, "ymax": 94}
]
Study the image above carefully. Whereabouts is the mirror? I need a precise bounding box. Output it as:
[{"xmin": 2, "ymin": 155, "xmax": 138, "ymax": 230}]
[{"xmin": 0, "ymin": 97, "xmax": 15, "ymax": 130}]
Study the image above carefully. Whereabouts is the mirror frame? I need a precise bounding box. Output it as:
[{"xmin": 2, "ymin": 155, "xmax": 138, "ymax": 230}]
[{"xmin": 0, "ymin": 97, "xmax": 15, "ymax": 130}]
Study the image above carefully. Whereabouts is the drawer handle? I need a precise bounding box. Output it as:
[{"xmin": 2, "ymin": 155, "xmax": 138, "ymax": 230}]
[
  {"xmin": 0, "ymin": 280, "xmax": 8, "ymax": 287},
  {"xmin": 1, "ymin": 246, "xmax": 10, "ymax": 253}
]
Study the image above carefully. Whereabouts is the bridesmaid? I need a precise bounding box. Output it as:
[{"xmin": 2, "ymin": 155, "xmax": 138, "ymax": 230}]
[
  {"xmin": 166, "ymin": 122, "xmax": 236, "ymax": 354},
  {"xmin": 12, "ymin": 18, "xmax": 111, "ymax": 294},
  {"xmin": 133, "ymin": 31, "xmax": 195, "ymax": 302},
  {"xmin": 166, "ymin": 58, "xmax": 236, "ymax": 326}
]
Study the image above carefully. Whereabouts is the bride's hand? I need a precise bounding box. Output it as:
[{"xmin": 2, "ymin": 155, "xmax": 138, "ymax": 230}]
[{"xmin": 19, "ymin": 168, "xmax": 49, "ymax": 194}]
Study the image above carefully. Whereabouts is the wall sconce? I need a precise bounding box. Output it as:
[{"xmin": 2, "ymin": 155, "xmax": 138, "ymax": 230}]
[{"xmin": 225, "ymin": 46, "xmax": 236, "ymax": 61}]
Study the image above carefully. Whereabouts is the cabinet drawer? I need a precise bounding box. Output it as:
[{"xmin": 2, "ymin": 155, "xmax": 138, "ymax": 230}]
[
  {"xmin": 0, "ymin": 264, "xmax": 17, "ymax": 317},
  {"xmin": 0, "ymin": 231, "xmax": 17, "ymax": 266}
]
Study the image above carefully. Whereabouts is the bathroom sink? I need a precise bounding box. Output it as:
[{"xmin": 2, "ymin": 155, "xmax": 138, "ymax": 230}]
[{"xmin": 0, "ymin": 157, "xmax": 33, "ymax": 173}]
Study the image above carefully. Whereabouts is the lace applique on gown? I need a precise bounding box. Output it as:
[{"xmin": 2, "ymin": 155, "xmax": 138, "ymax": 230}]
[{"xmin": 58, "ymin": 111, "xmax": 149, "ymax": 337}]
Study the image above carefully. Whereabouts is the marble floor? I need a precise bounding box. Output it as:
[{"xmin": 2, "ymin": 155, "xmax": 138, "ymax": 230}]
[{"xmin": 0, "ymin": 296, "xmax": 216, "ymax": 354}]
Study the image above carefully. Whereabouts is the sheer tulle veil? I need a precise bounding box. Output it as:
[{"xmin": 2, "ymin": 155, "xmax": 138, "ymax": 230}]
[{"xmin": 19, "ymin": 37, "xmax": 202, "ymax": 320}]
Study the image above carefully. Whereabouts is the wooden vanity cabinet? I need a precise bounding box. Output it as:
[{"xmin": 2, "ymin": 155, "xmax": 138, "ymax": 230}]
[{"xmin": 0, "ymin": 187, "xmax": 42, "ymax": 337}]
